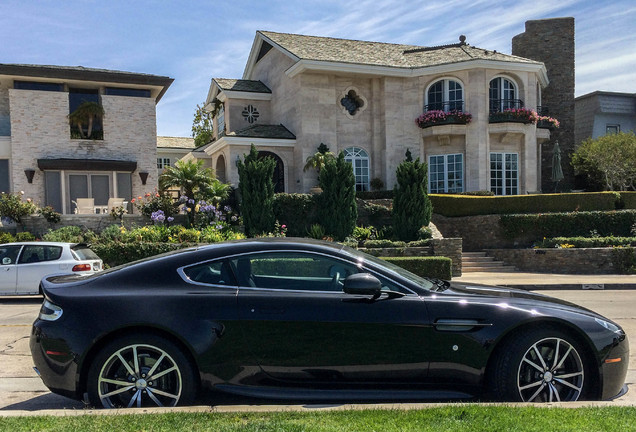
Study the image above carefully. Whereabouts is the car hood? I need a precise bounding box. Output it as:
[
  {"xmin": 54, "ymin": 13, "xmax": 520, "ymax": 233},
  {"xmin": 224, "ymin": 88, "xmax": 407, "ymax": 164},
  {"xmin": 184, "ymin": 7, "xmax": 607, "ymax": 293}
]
[{"xmin": 440, "ymin": 281, "xmax": 601, "ymax": 316}]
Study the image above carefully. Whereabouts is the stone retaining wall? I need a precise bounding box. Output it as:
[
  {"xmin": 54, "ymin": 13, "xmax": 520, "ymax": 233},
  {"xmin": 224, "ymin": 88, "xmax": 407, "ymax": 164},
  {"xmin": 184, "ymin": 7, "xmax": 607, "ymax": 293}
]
[
  {"xmin": 358, "ymin": 237, "xmax": 463, "ymax": 276},
  {"xmin": 485, "ymin": 248, "xmax": 620, "ymax": 274},
  {"xmin": 22, "ymin": 214, "xmax": 149, "ymax": 236}
]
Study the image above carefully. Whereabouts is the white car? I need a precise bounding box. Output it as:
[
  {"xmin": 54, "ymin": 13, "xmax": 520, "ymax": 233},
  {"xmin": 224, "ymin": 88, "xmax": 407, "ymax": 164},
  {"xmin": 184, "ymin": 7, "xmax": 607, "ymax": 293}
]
[{"xmin": 0, "ymin": 242, "xmax": 103, "ymax": 295}]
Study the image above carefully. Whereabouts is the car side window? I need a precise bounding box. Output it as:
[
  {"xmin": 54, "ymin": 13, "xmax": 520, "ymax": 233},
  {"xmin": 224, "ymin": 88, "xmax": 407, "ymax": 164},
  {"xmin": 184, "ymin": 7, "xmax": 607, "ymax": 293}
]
[
  {"xmin": 182, "ymin": 260, "xmax": 236, "ymax": 286},
  {"xmin": 231, "ymin": 252, "xmax": 360, "ymax": 292},
  {"xmin": 0, "ymin": 246, "xmax": 21, "ymax": 265},
  {"xmin": 18, "ymin": 246, "xmax": 62, "ymax": 264}
]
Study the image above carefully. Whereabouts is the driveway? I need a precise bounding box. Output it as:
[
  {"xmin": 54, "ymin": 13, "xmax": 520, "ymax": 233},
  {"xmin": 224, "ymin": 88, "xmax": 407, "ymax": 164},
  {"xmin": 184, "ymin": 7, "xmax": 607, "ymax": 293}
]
[{"xmin": 1, "ymin": 290, "xmax": 635, "ymax": 411}]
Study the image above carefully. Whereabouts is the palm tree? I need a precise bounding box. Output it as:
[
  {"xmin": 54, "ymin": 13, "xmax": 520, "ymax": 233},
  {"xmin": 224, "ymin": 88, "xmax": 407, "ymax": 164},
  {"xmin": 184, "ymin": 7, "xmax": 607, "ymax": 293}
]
[
  {"xmin": 303, "ymin": 143, "xmax": 335, "ymax": 173},
  {"xmin": 68, "ymin": 101, "xmax": 105, "ymax": 139},
  {"xmin": 159, "ymin": 159, "xmax": 229, "ymax": 223}
]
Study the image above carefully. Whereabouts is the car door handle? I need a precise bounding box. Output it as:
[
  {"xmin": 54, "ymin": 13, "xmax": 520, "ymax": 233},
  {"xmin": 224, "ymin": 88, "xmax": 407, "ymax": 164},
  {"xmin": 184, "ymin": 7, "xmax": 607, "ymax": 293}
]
[{"xmin": 251, "ymin": 307, "xmax": 285, "ymax": 314}]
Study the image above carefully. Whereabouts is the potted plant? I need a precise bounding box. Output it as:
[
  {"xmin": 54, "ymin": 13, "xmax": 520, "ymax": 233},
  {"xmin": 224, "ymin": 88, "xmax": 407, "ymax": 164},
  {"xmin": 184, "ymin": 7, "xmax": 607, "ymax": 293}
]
[{"xmin": 304, "ymin": 143, "xmax": 335, "ymax": 193}]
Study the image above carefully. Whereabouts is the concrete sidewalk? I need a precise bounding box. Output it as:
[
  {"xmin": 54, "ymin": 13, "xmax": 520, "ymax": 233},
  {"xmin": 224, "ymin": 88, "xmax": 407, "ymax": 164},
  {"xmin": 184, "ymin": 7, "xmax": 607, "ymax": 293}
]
[{"xmin": 454, "ymin": 271, "xmax": 636, "ymax": 290}]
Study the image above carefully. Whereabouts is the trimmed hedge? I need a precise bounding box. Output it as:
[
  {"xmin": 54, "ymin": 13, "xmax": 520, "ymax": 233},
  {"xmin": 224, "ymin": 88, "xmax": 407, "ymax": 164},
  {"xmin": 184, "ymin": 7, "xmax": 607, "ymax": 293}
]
[
  {"xmin": 500, "ymin": 210, "xmax": 636, "ymax": 239},
  {"xmin": 273, "ymin": 193, "xmax": 318, "ymax": 237},
  {"xmin": 430, "ymin": 192, "xmax": 621, "ymax": 217},
  {"xmin": 622, "ymin": 192, "xmax": 636, "ymax": 209},
  {"xmin": 538, "ymin": 236, "xmax": 636, "ymax": 248},
  {"xmin": 92, "ymin": 242, "xmax": 193, "ymax": 267},
  {"xmin": 382, "ymin": 256, "xmax": 452, "ymax": 280}
]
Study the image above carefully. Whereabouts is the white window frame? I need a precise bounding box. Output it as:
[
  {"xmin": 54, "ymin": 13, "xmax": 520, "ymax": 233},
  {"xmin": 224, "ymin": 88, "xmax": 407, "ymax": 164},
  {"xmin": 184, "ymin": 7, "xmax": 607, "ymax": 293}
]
[
  {"xmin": 343, "ymin": 147, "xmax": 370, "ymax": 192},
  {"xmin": 428, "ymin": 154, "xmax": 464, "ymax": 194},
  {"xmin": 490, "ymin": 152, "xmax": 519, "ymax": 196},
  {"xmin": 157, "ymin": 158, "xmax": 171, "ymax": 170},
  {"xmin": 425, "ymin": 78, "xmax": 464, "ymax": 112}
]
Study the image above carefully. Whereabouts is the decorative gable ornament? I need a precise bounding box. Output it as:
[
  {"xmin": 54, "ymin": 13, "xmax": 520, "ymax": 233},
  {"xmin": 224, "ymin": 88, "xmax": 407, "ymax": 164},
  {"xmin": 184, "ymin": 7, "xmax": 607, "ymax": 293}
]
[{"xmin": 242, "ymin": 105, "xmax": 260, "ymax": 124}]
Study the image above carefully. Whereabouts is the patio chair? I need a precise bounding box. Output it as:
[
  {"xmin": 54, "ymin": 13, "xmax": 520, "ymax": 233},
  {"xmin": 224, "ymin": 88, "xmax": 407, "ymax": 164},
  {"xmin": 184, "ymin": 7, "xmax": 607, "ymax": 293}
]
[
  {"xmin": 72, "ymin": 198, "xmax": 95, "ymax": 214},
  {"xmin": 107, "ymin": 197, "xmax": 125, "ymax": 212}
]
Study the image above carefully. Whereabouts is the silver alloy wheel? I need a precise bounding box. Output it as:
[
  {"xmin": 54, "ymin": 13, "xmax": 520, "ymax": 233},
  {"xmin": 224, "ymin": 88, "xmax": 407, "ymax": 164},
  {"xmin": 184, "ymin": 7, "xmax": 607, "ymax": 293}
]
[
  {"xmin": 517, "ymin": 337, "xmax": 584, "ymax": 402},
  {"xmin": 97, "ymin": 343, "xmax": 182, "ymax": 408}
]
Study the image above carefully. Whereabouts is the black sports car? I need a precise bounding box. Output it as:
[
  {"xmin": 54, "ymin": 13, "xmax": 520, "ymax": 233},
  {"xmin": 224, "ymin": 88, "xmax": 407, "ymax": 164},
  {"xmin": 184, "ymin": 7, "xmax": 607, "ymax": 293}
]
[{"xmin": 30, "ymin": 238, "xmax": 629, "ymax": 408}]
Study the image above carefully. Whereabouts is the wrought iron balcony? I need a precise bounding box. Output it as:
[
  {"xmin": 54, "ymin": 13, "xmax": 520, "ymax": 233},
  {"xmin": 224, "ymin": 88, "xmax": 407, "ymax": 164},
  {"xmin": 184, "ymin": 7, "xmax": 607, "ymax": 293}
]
[
  {"xmin": 424, "ymin": 101, "xmax": 465, "ymax": 113},
  {"xmin": 489, "ymin": 99, "xmax": 524, "ymax": 114}
]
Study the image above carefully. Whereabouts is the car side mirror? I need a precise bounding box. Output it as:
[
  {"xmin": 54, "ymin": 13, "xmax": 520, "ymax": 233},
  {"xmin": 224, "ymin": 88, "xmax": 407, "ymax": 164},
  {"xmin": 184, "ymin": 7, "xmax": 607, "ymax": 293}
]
[
  {"xmin": 2, "ymin": 257, "xmax": 11, "ymax": 265},
  {"xmin": 343, "ymin": 273, "xmax": 382, "ymax": 298}
]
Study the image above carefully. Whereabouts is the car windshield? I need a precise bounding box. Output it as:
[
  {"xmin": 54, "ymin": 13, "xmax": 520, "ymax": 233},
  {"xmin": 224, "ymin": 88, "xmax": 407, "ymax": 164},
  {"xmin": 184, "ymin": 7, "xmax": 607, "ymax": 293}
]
[
  {"xmin": 340, "ymin": 245, "xmax": 435, "ymax": 292},
  {"xmin": 71, "ymin": 245, "xmax": 100, "ymax": 261}
]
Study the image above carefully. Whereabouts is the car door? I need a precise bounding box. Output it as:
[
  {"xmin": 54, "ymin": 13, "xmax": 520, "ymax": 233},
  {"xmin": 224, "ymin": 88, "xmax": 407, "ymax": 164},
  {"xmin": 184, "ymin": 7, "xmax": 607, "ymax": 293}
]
[
  {"xmin": 234, "ymin": 251, "xmax": 431, "ymax": 387},
  {"xmin": 0, "ymin": 245, "xmax": 22, "ymax": 295},
  {"xmin": 16, "ymin": 245, "xmax": 64, "ymax": 295}
]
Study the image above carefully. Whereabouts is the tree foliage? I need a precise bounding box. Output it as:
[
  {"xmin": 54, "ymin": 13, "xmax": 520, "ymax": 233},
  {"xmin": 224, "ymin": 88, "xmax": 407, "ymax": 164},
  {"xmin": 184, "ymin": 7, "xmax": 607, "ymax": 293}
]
[
  {"xmin": 572, "ymin": 132, "xmax": 636, "ymax": 191},
  {"xmin": 191, "ymin": 103, "xmax": 214, "ymax": 148},
  {"xmin": 316, "ymin": 152, "xmax": 357, "ymax": 241},
  {"xmin": 237, "ymin": 144, "xmax": 276, "ymax": 237},
  {"xmin": 392, "ymin": 154, "xmax": 432, "ymax": 241},
  {"xmin": 68, "ymin": 101, "xmax": 104, "ymax": 139},
  {"xmin": 303, "ymin": 143, "xmax": 335, "ymax": 173}
]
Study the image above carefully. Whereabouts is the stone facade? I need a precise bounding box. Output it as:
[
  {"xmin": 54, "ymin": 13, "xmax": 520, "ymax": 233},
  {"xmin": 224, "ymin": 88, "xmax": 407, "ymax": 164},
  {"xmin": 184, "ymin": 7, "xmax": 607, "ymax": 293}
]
[
  {"xmin": 513, "ymin": 17, "xmax": 575, "ymax": 192},
  {"xmin": 197, "ymin": 29, "xmax": 554, "ymax": 195},
  {"xmin": 0, "ymin": 64, "xmax": 172, "ymax": 214}
]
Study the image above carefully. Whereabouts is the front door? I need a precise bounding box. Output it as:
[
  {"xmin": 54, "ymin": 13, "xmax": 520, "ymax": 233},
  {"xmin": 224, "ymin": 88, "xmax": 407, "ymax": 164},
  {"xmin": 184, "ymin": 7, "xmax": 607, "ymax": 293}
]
[{"xmin": 234, "ymin": 251, "xmax": 430, "ymax": 387}]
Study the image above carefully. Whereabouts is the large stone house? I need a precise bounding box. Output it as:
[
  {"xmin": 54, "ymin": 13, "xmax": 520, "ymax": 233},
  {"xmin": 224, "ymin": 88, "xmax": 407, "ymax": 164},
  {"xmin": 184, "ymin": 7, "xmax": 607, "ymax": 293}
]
[
  {"xmin": 194, "ymin": 28, "xmax": 560, "ymax": 195},
  {"xmin": 0, "ymin": 64, "xmax": 172, "ymax": 214}
]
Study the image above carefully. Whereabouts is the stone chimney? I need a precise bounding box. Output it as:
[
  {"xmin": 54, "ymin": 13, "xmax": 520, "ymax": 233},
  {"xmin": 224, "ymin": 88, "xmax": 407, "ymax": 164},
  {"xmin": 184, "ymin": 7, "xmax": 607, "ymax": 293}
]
[{"xmin": 512, "ymin": 17, "xmax": 575, "ymax": 192}]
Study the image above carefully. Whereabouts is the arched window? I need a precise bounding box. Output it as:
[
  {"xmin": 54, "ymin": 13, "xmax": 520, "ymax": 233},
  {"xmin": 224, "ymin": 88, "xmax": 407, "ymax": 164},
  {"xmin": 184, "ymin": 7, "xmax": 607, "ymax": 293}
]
[
  {"xmin": 489, "ymin": 77, "xmax": 519, "ymax": 113},
  {"xmin": 344, "ymin": 147, "xmax": 370, "ymax": 192},
  {"xmin": 426, "ymin": 79, "xmax": 464, "ymax": 112}
]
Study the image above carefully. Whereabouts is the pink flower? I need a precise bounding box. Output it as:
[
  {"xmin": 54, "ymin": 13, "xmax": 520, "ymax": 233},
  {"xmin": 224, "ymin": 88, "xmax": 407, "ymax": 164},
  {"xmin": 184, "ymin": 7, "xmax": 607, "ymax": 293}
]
[{"xmin": 131, "ymin": 198, "xmax": 136, "ymax": 203}]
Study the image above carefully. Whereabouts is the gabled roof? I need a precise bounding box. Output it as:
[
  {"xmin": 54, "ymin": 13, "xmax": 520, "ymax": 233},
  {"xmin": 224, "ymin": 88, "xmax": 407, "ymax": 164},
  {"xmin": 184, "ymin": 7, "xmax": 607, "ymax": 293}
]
[
  {"xmin": 212, "ymin": 78, "xmax": 271, "ymax": 94},
  {"xmin": 258, "ymin": 31, "xmax": 539, "ymax": 69},
  {"xmin": 227, "ymin": 124, "xmax": 296, "ymax": 140},
  {"xmin": 0, "ymin": 63, "xmax": 174, "ymax": 102},
  {"xmin": 244, "ymin": 31, "xmax": 548, "ymax": 85}
]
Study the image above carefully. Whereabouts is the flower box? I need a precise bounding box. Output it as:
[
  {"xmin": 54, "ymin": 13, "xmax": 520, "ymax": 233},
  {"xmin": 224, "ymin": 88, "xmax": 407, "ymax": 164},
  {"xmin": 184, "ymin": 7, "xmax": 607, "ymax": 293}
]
[{"xmin": 416, "ymin": 111, "xmax": 472, "ymax": 129}]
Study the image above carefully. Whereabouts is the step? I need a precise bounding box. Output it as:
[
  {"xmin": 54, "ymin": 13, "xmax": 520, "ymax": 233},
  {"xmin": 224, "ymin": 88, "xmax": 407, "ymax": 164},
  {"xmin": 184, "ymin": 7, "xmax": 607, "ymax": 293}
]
[
  {"xmin": 462, "ymin": 266, "xmax": 518, "ymax": 273},
  {"xmin": 461, "ymin": 251, "xmax": 517, "ymax": 273}
]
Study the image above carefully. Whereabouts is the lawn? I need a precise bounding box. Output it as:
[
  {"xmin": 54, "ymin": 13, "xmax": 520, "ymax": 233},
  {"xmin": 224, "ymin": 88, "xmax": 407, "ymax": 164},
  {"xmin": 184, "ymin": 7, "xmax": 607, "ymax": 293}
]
[{"xmin": 1, "ymin": 406, "xmax": 636, "ymax": 432}]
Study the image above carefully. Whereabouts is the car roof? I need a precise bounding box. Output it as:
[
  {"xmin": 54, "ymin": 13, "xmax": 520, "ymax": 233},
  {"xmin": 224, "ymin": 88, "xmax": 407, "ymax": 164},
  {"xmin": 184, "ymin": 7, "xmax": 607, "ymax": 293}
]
[{"xmin": 0, "ymin": 241, "xmax": 78, "ymax": 247}]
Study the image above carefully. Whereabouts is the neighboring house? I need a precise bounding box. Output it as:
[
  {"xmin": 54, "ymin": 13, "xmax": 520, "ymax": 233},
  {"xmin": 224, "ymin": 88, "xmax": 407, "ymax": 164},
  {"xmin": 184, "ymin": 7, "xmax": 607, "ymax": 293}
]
[
  {"xmin": 575, "ymin": 91, "xmax": 636, "ymax": 144},
  {"xmin": 191, "ymin": 29, "xmax": 557, "ymax": 195},
  {"xmin": 156, "ymin": 136, "xmax": 196, "ymax": 173},
  {"xmin": 0, "ymin": 64, "xmax": 172, "ymax": 214}
]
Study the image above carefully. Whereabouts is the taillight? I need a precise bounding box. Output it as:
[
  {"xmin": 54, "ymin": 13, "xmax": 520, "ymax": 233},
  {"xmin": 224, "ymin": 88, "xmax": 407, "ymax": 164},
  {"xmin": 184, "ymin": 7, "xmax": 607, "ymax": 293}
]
[{"xmin": 72, "ymin": 264, "xmax": 92, "ymax": 272}]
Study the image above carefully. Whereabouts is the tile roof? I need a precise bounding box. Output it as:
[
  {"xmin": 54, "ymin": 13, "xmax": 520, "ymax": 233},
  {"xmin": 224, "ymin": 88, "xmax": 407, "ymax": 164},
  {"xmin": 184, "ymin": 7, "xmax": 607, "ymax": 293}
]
[
  {"xmin": 227, "ymin": 124, "xmax": 296, "ymax": 139},
  {"xmin": 157, "ymin": 136, "xmax": 195, "ymax": 149},
  {"xmin": 258, "ymin": 31, "xmax": 541, "ymax": 69},
  {"xmin": 213, "ymin": 78, "xmax": 271, "ymax": 93}
]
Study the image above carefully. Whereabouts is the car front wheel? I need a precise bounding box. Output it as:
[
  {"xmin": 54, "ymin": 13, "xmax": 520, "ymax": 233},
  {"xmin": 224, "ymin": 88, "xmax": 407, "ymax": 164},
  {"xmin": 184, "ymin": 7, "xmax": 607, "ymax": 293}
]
[
  {"xmin": 491, "ymin": 328, "xmax": 589, "ymax": 402},
  {"xmin": 87, "ymin": 334, "xmax": 197, "ymax": 408}
]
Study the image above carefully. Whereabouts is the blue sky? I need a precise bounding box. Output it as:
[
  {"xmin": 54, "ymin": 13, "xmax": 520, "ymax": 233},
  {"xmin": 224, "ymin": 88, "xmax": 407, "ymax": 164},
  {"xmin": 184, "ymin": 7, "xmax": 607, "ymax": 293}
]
[{"xmin": 2, "ymin": 0, "xmax": 635, "ymax": 137}]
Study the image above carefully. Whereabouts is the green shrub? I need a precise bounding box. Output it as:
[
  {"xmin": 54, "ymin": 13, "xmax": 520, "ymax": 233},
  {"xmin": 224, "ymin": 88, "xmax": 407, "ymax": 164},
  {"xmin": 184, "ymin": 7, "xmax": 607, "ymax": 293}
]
[
  {"xmin": 393, "ymin": 157, "xmax": 432, "ymax": 241},
  {"xmin": 622, "ymin": 192, "xmax": 636, "ymax": 209},
  {"xmin": 273, "ymin": 193, "xmax": 317, "ymax": 237},
  {"xmin": 363, "ymin": 239, "xmax": 407, "ymax": 248},
  {"xmin": 15, "ymin": 232, "xmax": 36, "ymax": 242},
  {"xmin": 238, "ymin": 144, "xmax": 276, "ymax": 237},
  {"xmin": 500, "ymin": 210, "xmax": 636, "ymax": 239},
  {"xmin": 431, "ymin": 192, "xmax": 620, "ymax": 217},
  {"xmin": 361, "ymin": 203, "xmax": 392, "ymax": 227},
  {"xmin": 92, "ymin": 242, "xmax": 191, "ymax": 267},
  {"xmin": 317, "ymin": 152, "xmax": 357, "ymax": 241},
  {"xmin": 100, "ymin": 224, "xmax": 124, "ymax": 241},
  {"xmin": 356, "ymin": 190, "xmax": 394, "ymax": 200},
  {"xmin": 42, "ymin": 226, "xmax": 85, "ymax": 243},
  {"xmin": 537, "ymin": 236, "xmax": 636, "ymax": 248},
  {"xmin": 0, "ymin": 192, "xmax": 37, "ymax": 223},
  {"xmin": 0, "ymin": 232, "xmax": 15, "ymax": 244},
  {"xmin": 38, "ymin": 206, "xmax": 61, "ymax": 223},
  {"xmin": 407, "ymin": 239, "xmax": 432, "ymax": 247},
  {"xmin": 306, "ymin": 224, "xmax": 326, "ymax": 240},
  {"xmin": 612, "ymin": 248, "xmax": 636, "ymax": 274},
  {"xmin": 381, "ymin": 256, "xmax": 452, "ymax": 280},
  {"xmin": 417, "ymin": 226, "xmax": 432, "ymax": 240}
]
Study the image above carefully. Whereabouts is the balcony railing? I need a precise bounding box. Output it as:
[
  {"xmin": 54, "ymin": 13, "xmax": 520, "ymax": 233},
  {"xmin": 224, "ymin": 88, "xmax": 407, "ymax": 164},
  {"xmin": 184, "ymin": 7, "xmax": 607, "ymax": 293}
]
[
  {"xmin": 489, "ymin": 99, "xmax": 524, "ymax": 114},
  {"xmin": 424, "ymin": 101, "xmax": 465, "ymax": 113}
]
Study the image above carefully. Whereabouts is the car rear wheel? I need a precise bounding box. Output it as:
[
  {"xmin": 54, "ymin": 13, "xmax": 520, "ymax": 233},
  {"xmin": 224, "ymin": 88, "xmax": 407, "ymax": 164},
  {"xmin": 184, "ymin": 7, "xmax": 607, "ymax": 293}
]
[
  {"xmin": 87, "ymin": 334, "xmax": 197, "ymax": 408},
  {"xmin": 490, "ymin": 327, "xmax": 589, "ymax": 402}
]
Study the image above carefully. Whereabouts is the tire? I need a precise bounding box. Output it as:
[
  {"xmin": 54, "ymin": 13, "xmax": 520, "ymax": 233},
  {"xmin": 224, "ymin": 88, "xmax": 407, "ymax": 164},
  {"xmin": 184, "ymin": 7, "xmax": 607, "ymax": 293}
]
[
  {"xmin": 490, "ymin": 327, "xmax": 589, "ymax": 402},
  {"xmin": 87, "ymin": 334, "xmax": 197, "ymax": 408}
]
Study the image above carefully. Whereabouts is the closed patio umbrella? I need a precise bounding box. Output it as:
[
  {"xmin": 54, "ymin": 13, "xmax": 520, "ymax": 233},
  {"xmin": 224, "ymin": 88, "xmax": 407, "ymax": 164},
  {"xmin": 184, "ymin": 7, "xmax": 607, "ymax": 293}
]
[{"xmin": 551, "ymin": 141, "xmax": 564, "ymax": 192}]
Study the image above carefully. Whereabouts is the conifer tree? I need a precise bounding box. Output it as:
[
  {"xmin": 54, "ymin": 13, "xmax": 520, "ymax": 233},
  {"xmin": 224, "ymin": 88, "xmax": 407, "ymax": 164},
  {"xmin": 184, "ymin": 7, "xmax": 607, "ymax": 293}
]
[
  {"xmin": 237, "ymin": 144, "xmax": 276, "ymax": 237},
  {"xmin": 392, "ymin": 152, "xmax": 432, "ymax": 241},
  {"xmin": 317, "ymin": 152, "xmax": 357, "ymax": 241}
]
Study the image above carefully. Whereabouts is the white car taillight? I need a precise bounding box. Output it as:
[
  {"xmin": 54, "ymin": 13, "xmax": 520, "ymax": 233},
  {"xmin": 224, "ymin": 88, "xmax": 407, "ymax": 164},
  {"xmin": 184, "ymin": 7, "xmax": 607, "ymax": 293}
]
[{"xmin": 39, "ymin": 300, "xmax": 63, "ymax": 321}]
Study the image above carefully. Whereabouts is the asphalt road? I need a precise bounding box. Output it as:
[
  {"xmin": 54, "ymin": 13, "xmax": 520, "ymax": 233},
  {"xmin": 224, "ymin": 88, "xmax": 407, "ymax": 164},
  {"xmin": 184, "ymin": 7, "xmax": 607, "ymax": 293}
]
[{"xmin": 0, "ymin": 289, "xmax": 634, "ymax": 412}]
